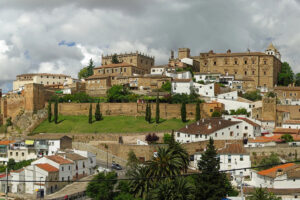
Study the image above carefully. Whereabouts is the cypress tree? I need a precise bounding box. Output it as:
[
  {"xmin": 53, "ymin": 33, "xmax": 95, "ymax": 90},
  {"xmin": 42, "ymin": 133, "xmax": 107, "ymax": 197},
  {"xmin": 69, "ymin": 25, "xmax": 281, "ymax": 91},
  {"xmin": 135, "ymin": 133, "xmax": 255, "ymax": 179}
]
[
  {"xmin": 196, "ymin": 101, "xmax": 201, "ymax": 121},
  {"xmin": 195, "ymin": 137, "xmax": 233, "ymax": 199},
  {"xmin": 155, "ymin": 94, "xmax": 160, "ymax": 123},
  {"xmin": 95, "ymin": 102, "xmax": 102, "ymax": 121},
  {"xmin": 145, "ymin": 102, "xmax": 149, "ymax": 122},
  {"xmin": 54, "ymin": 100, "xmax": 58, "ymax": 124},
  {"xmin": 148, "ymin": 103, "xmax": 152, "ymax": 123},
  {"xmin": 89, "ymin": 104, "xmax": 93, "ymax": 124},
  {"xmin": 181, "ymin": 102, "xmax": 186, "ymax": 122},
  {"xmin": 48, "ymin": 102, "xmax": 52, "ymax": 123}
]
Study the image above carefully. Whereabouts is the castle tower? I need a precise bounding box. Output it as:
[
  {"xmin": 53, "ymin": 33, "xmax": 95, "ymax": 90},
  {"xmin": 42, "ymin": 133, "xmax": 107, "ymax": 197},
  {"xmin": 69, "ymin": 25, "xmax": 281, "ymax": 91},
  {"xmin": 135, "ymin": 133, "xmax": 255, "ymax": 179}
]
[
  {"xmin": 265, "ymin": 43, "xmax": 281, "ymax": 60},
  {"xmin": 178, "ymin": 48, "xmax": 190, "ymax": 60}
]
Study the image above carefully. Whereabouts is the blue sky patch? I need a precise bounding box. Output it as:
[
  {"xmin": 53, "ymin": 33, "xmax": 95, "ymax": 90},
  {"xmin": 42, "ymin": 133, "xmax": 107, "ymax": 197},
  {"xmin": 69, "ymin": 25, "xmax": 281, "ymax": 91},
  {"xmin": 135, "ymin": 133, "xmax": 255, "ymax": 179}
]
[{"xmin": 58, "ymin": 40, "xmax": 76, "ymax": 47}]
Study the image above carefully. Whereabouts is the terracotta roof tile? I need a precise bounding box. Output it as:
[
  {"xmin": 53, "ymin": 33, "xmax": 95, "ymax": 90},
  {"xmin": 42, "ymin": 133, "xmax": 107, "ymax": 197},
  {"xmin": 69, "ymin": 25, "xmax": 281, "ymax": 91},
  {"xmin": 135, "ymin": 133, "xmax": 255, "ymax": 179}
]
[
  {"xmin": 0, "ymin": 140, "xmax": 16, "ymax": 145},
  {"xmin": 273, "ymin": 128, "xmax": 300, "ymax": 135},
  {"xmin": 258, "ymin": 163, "xmax": 296, "ymax": 178},
  {"xmin": 173, "ymin": 79, "xmax": 192, "ymax": 82},
  {"xmin": 284, "ymin": 120, "xmax": 300, "ymax": 124},
  {"xmin": 218, "ymin": 143, "xmax": 248, "ymax": 154},
  {"xmin": 45, "ymin": 155, "xmax": 73, "ymax": 165},
  {"xmin": 177, "ymin": 118, "xmax": 241, "ymax": 135},
  {"xmin": 36, "ymin": 164, "xmax": 59, "ymax": 172},
  {"xmin": 234, "ymin": 117, "xmax": 260, "ymax": 127},
  {"xmin": 57, "ymin": 153, "xmax": 87, "ymax": 161}
]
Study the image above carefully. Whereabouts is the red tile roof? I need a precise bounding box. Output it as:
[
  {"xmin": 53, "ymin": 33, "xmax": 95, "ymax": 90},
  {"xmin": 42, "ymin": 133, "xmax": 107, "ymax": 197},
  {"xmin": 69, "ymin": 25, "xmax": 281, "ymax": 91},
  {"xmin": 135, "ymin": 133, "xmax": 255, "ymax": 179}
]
[
  {"xmin": 36, "ymin": 164, "xmax": 59, "ymax": 172},
  {"xmin": 218, "ymin": 143, "xmax": 248, "ymax": 154},
  {"xmin": 45, "ymin": 155, "xmax": 73, "ymax": 165},
  {"xmin": 234, "ymin": 117, "xmax": 260, "ymax": 127},
  {"xmin": 248, "ymin": 135, "xmax": 282, "ymax": 143},
  {"xmin": 177, "ymin": 118, "xmax": 240, "ymax": 135},
  {"xmin": 284, "ymin": 120, "xmax": 300, "ymax": 124},
  {"xmin": 173, "ymin": 79, "xmax": 192, "ymax": 82},
  {"xmin": 273, "ymin": 128, "xmax": 300, "ymax": 135},
  {"xmin": 0, "ymin": 173, "xmax": 9, "ymax": 179},
  {"xmin": 0, "ymin": 140, "xmax": 15, "ymax": 145},
  {"xmin": 258, "ymin": 163, "xmax": 296, "ymax": 178}
]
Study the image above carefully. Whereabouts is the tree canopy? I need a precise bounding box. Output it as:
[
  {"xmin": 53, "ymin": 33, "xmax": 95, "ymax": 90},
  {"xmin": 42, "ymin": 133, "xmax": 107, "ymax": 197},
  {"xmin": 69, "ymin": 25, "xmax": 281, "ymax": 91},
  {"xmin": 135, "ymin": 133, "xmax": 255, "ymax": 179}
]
[
  {"xmin": 278, "ymin": 62, "xmax": 294, "ymax": 86},
  {"xmin": 248, "ymin": 187, "xmax": 282, "ymax": 200},
  {"xmin": 242, "ymin": 90, "xmax": 262, "ymax": 101},
  {"xmin": 78, "ymin": 58, "xmax": 95, "ymax": 79}
]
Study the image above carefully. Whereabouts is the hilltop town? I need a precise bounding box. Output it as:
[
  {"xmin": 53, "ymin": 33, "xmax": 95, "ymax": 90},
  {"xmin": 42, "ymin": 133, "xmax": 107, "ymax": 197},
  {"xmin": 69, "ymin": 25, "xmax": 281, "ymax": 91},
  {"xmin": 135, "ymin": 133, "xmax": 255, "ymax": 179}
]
[{"xmin": 1, "ymin": 44, "xmax": 300, "ymax": 199}]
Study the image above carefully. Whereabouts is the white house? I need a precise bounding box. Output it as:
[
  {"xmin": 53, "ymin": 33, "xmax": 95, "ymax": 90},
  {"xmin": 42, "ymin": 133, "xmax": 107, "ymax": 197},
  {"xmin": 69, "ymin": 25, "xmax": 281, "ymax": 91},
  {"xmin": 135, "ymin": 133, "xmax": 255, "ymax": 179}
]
[
  {"xmin": 10, "ymin": 169, "xmax": 25, "ymax": 193},
  {"xmin": 171, "ymin": 79, "xmax": 193, "ymax": 95},
  {"xmin": 194, "ymin": 143, "xmax": 251, "ymax": 177},
  {"xmin": 32, "ymin": 155, "xmax": 73, "ymax": 184},
  {"xmin": 175, "ymin": 118, "xmax": 243, "ymax": 143},
  {"xmin": 250, "ymin": 163, "xmax": 300, "ymax": 189},
  {"xmin": 26, "ymin": 135, "xmax": 72, "ymax": 156},
  {"xmin": 282, "ymin": 120, "xmax": 300, "ymax": 129},
  {"xmin": 213, "ymin": 96, "xmax": 255, "ymax": 113},
  {"xmin": 224, "ymin": 116, "xmax": 262, "ymax": 138},
  {"xmin": 217, "ymin": 91, "xmax": 238, "ymax": 100},
  {"xmin": 25, "ymin": 163, "xmax": 60, "ymax": 195},
  {"xmin": 57, "ymin": 152, "xmax": 91, "ymax": 180},
  {"xmin": 193, "ymin": 83, "xmax": 216, "ymax": 97},
  {"xmin": 73, "ymin": 149, "xmax": 97, "ymax": 172},
  {"xmin": 8, "ymin": 141, "xmax": 37, "ymax": 162},
  {"xmin": 150, "ymin": 66, "xmax": 166, "ymax": 75},
  {"xmin": 194, "ymin": 73, "xmax": 221, "ymax": 83}
]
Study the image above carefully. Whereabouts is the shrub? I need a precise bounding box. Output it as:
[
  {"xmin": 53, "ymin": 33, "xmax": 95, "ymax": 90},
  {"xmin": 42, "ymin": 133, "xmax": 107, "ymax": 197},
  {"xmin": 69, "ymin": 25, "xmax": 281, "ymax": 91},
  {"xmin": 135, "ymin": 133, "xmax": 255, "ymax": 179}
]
[{"xmin": 145, "ymin": 133, "xmax": 159, "ymax": 144}]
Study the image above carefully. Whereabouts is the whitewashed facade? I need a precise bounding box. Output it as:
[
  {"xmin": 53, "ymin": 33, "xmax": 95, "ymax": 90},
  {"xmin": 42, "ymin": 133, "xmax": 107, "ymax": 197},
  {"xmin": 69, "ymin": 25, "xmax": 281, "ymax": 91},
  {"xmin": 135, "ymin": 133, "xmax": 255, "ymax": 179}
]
[
  {"xmin": 193, "ymin": 83, "xmax": 215, "ymax": 97},
  {"xmin": 171, "ymin": 79, "xmax": 193, "ymax": 95}
]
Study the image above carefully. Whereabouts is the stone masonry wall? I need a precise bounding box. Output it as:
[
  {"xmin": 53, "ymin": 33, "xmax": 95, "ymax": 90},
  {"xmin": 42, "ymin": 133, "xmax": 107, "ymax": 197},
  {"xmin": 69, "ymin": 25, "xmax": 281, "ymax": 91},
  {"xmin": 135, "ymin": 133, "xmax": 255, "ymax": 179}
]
[{"xmin": 56, "ymin": 102, "xmax": 218, "ymax": 119}]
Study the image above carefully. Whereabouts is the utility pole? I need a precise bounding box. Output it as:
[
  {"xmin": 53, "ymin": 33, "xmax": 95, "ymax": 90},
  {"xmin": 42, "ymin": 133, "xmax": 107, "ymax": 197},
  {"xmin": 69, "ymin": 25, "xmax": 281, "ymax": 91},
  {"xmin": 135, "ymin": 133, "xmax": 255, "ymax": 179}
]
[{"xmin": 240, "ymin": 175, "xmax": 244, "ymax": 200}]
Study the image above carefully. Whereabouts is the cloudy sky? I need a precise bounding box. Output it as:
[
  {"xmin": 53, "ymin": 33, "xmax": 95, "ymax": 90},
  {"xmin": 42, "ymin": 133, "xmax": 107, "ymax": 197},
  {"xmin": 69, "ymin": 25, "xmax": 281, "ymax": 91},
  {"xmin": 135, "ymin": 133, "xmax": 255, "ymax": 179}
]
[{"xmin": 0, "ymin": 0, "xmax": 300, "ymax": 92}]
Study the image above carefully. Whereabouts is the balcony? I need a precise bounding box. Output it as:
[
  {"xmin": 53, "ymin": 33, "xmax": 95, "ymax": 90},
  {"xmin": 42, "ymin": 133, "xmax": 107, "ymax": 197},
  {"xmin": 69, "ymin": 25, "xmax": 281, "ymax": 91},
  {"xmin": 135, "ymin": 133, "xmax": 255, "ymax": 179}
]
[{"xmin": 35, "ymin": 144, "xmax": 48, "ymax": 150}]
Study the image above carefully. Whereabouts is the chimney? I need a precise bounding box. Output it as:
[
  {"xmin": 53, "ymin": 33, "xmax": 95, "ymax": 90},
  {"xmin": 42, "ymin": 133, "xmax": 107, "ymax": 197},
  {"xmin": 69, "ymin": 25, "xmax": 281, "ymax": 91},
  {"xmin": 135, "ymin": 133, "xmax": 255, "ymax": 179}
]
[{"xmin": 208, "ymin": 123, "xmax": 212, "ymax": 129}]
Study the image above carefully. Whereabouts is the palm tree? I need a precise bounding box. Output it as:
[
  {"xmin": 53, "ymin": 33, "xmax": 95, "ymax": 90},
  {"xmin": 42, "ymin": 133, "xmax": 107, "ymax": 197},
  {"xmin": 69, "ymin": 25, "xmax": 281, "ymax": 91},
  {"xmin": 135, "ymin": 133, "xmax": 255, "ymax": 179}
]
[
  {"xmin": 169, "ymin": 142, "xmax": 190, "ymax": 172},
  {"xmin": 129, "ymin": 166, "xmax": 152, "ymax": 199},
  {"xmin": 150, "ymin": 177, "xmax": 195, "ymax": 200},
  {"xmin": 147, "ymin": 147, "xmax": 183, "ymax": 180}
]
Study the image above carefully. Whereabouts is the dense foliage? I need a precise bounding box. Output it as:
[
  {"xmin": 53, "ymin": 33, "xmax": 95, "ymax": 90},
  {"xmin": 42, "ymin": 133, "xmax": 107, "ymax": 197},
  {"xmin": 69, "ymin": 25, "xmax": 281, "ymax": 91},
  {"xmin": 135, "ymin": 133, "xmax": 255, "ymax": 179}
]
[
  {"xmin": 78, "ymin": 58, "xmax": 95, "ymax": 79},
  {"xmin": 181, "ymin": 102, "xmax": 187, "ymax": 122},
  {"xmin": 211, "ymin": 111, "xmax": 221, "ymax": 117},
  {"xmin": 248, "ymin": 187, "xmax": 282, "ymax": 200},
  {"xmin": 145, "ymin": 133, "xmax": 159, "ymax": 144},
  {"xmin": 258, "ymin": 153, "xmax": 281, "ymax": 170},
  {"xmin": 278, "ymin": 62, "xmax": 294, "ymax": 86},
  {"xmin": 229, "ymin": 108, "xmax": 250, "ymax": 116},
  {"xmin": 242, "ymin": 90, "xmax": 262, "ymax": 101},
  {"xmin": 161, "ymin": 81, "xmax": 171, "ymax": 92},
  {"xmin": 155, "ymin": 95, "xmax": 160, "ymax": 123},
  {"xmin": 112, "ymin": 54, "xmax": 120, "ymax": 64},
  {"xmin": 0, "ymin": 159, "xmax": 34, "ymax": 173},
  {"xmin": 50, "ymin": 92, "xmax": 104, "ymax": 103},
  {"xmin": 163, "ymin": 133, "xmax": 172, "ymax": 144},
  {"xmin": 280, "ymin": 134, "xmax": 294, "ymax": 143},
  {"xmin": 107, "ymin": 85, "xmax": 139, "ymax": 103},
  {"xmin": 145, "ymin": 102, "xmax": 151, "ymax": 123},
  {"xmin": 95, "ymin": 102, "xmax": 103, "ymax": 121}
]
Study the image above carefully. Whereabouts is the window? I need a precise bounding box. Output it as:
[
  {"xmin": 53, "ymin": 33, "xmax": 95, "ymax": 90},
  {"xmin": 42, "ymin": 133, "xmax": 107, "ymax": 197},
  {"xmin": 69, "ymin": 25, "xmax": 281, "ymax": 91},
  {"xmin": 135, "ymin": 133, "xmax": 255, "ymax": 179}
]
[
  {"xmin": 83, "ymin": 162, "xmax": 85, "ymax": 168},
  {"xmin": 235, "ymin": 60, "xmax": 238, "ymax": 65},
  {"xmin": 244, "ymin": 60, "xmax": 247, "ymax": 64},
  {"xmin": 16, "ymin": 152, "xmax": 18, "ymax": 156},
  {"xmin": 210, "ymin": 109, "xmax": 213, "ymax": 112},
  {"xmin": 62, "ymin": 167, "xmax": 64, "ymax": 171},
  {"xmin": 240, "ymin": 155, "xmax": 243, "ymax": 161},
  {"xmin": 215, "ymin": 133, "xmax": 217, "ymax": 137},
  {"xmin": 10, "ymin": 152, "xmax": 12, "ymax": 156},
  {"xmin": 22, "ymin": 152, "xmax": 24, "ymax": 157},
  {"xmin": 69, "ymin": 166, "xmax": 71, "ymax": 170},
  {"xmin": 244, "ymin": 71, "xmax": 247, "ymax": 75},
  {"xmin": 177, "ymin": 132, "xmax": 180, "ymax": 137},
  {"xmin": 228, "ymin": 155, "xmax": 231, "ymax": 163},
  {"xmin": 252, "ymin": 71, "xmax": 255, "ymax": 75},
  {"xmin": 264, "ymin": 60, "xmax": 267, "ymax": 64},
  {"xmin": 252, "ymin": 60, "xmax": 255, "ymax": 64},
  {"xmin": 230, "ymin": 132, "xmax": 233, "ymax": 136},
  {"xmin": 245, "ymin": 126, "xmax": 248, "ymax": 130},
  {"xmin": 124, "ymin": 68, "xmax": 127, "ymax": 72},
  {"xmin": 236, "ymin": 125, "xmax": 239, "ymax": 129},
  {"xmin": 196, "ymin": 134, "xmax": 199, "ymax": 138},
  {"xmin": 264, "ymin": 71, "xmax": 266, "ymax": 75},
  {"xmin": 68, "ymin": 176, "xmax": 70, "ymax": 182},
  {"xmin": 235, "ymin": 71, "xmax": 237, "ymax": 74},
  {"xmin": 130, "ymin": 59, "xmax": 132, "ymax": 63},
  {"xmin": 62, "ymin": 177, "xmax": 64, "ymax": 181},
  {"xmin": 214, "ymin": 61, "xmax": 216, "ymax": 65}
]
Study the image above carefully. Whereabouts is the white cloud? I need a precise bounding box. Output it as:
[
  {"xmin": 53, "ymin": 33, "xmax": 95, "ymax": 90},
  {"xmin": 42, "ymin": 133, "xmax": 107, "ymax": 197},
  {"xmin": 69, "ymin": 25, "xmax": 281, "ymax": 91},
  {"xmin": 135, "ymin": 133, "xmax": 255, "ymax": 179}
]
[{"xmin": 1, "ymin": 0, "xmax": 300, "ymax": 92}]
